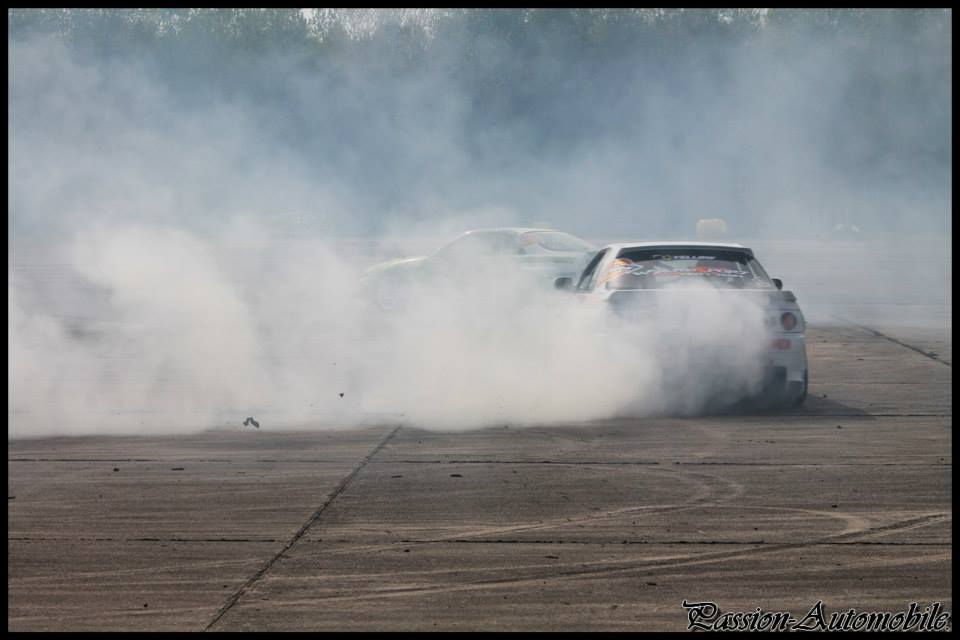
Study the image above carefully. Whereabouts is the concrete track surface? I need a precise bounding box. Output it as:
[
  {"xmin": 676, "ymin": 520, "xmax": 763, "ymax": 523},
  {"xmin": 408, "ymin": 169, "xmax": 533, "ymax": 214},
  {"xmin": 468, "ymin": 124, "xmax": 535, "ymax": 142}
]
[{"xmin": 8, "ymin": 322, "xmax": 952, "ymax": 631}]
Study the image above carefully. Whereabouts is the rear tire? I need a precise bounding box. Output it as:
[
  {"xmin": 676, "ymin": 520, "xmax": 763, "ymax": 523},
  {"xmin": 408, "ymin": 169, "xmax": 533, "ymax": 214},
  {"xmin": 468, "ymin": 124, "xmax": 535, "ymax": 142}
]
[
  {"xmin": 792, "ymin": 370, "xmax": 808, "ymax": 407},
  {"xmin": 753, "ymin": 369, "xmax": 807, "ymax": 411}
]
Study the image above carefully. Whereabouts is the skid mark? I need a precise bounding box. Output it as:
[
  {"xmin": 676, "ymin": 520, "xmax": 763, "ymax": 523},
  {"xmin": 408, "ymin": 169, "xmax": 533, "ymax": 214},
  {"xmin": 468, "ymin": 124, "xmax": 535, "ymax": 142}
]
[
  {"xmin": 245, "ymin": 511, "xmax": 950, "ymax": 608},
  {"xmin": 285, "ymin": 466, "xmax": 745, "ymax": 559},
  {"xmin": 222, "ymin": 546, "xmax": 951, "ymax": 611}
]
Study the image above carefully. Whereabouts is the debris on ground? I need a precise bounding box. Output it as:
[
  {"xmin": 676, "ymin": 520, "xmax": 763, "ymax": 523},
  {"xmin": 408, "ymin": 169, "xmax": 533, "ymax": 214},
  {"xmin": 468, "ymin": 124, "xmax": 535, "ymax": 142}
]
[
  {"xmin": 450, "ymin": 473, "xmax": 463, "ymax": 478},
  {"xmin": 171, "ymin": 467, "xmax": 184, "ymax": 471},
  {"xmin": 339, "ymin": 393, "xmax": 344, "ymax": 398},
  {"xmin": 243, "ymin": 417, "xmax": 260, "ymax": 429}
]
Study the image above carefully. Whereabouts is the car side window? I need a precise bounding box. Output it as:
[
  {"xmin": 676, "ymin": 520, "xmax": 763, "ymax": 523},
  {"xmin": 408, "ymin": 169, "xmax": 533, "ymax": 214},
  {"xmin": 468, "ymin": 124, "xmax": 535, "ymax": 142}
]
[
  {"xmin": 436, "ymin": 234, "xmax": 477, "ymax": 259},
  {"xmin": 435, "ymin": 232, "xmax": 511, "ymax": 260},
  {"xmin": 576, "ymin": 249, "xmax": 607, "ymax": 291}
]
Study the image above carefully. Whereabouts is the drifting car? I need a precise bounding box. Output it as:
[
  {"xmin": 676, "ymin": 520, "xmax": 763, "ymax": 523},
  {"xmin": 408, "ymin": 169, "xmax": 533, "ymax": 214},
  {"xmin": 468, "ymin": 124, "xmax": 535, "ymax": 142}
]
[
  {"xmin": 363, "ymin": 228, "xmax": 595, "ymax": 310},
  {"xmin": 554, "ymin": 242, "xmax": 808, "ymax": 409}
]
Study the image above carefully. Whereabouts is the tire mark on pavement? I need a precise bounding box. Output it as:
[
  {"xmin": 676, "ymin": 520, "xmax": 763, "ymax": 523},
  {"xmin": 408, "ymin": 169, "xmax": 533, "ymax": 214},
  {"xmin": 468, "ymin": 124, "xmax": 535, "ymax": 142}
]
[
  {"xmin": 295, "ymin": 466, "xmax": 744, "ymax": 558},
  {"xmin": 203, "ymin": 425, "xmax": 401, "ymax": 631},
  {"xmin": 267, "ymin": 512, "xmax": 949, "ymax": 607}
]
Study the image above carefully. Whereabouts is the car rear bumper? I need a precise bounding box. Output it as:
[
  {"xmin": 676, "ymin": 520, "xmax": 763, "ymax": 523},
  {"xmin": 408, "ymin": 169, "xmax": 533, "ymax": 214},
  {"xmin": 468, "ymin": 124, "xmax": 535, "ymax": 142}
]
[{"xmin": 766, "ymin": 334, "xmax": 807, "ymax": 383}]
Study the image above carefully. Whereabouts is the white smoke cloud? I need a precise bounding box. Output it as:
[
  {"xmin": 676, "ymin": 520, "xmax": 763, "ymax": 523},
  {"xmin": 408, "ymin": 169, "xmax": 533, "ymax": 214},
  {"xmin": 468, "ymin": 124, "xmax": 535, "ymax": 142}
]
[
  {"xmin": 8, "ymin": 10, "xmax": 950, "ymax": 437},
  {"xmin": 9, "ymin": 219, "xmax": 776, "ymax": 436}
]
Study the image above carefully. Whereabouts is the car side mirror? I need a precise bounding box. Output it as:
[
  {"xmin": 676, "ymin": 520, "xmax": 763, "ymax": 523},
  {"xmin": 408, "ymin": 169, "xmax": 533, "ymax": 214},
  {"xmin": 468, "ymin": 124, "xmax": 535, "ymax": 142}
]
[
  {"xmin": 554, "ymin": 276, "xmax": 574, "ymax": 291},
  {"xmin": 772, "ymin": 278, "xmax": 783, "ymax": 290}
]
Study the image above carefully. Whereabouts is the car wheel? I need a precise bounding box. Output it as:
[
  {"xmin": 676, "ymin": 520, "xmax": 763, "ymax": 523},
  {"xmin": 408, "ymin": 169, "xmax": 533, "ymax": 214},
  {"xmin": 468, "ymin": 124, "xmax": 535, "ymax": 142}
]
[{"xmin": 792, "ymin": 370, "xmax": 808, "ymax": 407}]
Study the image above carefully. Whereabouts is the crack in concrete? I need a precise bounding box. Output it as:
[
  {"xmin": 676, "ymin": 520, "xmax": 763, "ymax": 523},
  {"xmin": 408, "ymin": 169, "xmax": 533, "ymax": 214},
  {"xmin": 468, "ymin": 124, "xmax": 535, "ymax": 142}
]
[
  {"xmin": 831, "ymin": 316, "xmax": 952, "ymax": 367},
  {"xmin": 203, "ymin": 425, "xmax": 401, "ymax": 631}
]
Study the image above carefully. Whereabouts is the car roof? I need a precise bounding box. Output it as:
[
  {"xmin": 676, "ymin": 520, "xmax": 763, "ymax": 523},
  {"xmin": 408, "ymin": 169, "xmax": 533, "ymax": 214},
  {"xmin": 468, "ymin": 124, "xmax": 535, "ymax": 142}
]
[
  {"xmin": 602, "ymin": 241, "xmax": 753, "ymax": 256},
  {"xmin": 462, "ymin": 228, "xmax": 563, "ymax": 235}
]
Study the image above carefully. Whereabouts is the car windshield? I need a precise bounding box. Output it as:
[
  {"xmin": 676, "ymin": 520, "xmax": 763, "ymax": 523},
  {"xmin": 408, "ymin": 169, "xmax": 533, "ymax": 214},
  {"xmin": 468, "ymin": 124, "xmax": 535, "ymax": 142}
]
[
  {"xmin": 433, "ymin": 232, "xmax": 516, "ymax": 260},
  {"xmin": 518, "ymin": 231, "xmax": 594, "ymax": 254},
  {"xmin": 600, "ymin": 248, "xmax": 776, "ymax": 290}
]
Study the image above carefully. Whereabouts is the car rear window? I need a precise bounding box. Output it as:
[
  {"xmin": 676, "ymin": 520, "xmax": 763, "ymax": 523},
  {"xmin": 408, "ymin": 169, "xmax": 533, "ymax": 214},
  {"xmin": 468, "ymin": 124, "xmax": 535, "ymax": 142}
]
[{"xmin": 601, "ymin": 248, "xmax": 775, "ymax": 290}]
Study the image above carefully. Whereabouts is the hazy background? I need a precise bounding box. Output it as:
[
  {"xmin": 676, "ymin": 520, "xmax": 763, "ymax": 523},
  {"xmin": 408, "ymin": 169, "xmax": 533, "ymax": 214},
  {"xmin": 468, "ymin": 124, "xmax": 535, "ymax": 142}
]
[
  {"xmin": 9, "ymin": 9, "xmax": 952, "ymax": 238},
  {"xmin": 8, "ymin": 9, "xmax": 952, "ymax": 437}
]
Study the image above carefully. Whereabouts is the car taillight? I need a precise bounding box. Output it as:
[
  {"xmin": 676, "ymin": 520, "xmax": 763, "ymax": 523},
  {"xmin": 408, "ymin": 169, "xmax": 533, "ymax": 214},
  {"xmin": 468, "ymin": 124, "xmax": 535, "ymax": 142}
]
[{"xmin": 780, "ymin": 312, "xmax": 798, "ymax": 331}]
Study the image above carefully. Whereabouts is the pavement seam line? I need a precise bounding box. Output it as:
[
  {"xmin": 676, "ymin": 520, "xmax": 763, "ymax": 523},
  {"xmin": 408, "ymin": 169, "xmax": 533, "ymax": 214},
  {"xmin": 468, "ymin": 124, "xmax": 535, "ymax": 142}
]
[
  {"xmin": 401, "ymin": 539, "xmax": 950, "ymax": 546},
  {"xmin": 203, "ymin": 425, "xmax": 401, "ymax": 631},
  {"xmin": 831, "ymin": 315, "xmax": 952, "ymax": 367}
]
